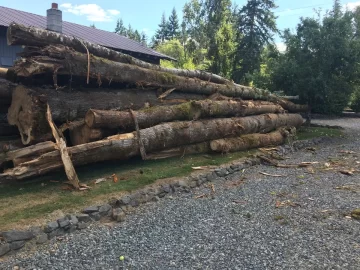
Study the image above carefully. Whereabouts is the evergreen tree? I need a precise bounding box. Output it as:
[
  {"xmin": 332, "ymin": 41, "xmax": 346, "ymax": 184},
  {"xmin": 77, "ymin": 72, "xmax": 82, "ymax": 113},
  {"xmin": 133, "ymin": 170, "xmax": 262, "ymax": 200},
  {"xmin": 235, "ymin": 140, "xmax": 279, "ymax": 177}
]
[
  {"xmin": 115, "ymin": 19, "xmax": 127, "ymax": 36},
  {"xmin": 127, "ymin": 24, "xmax": 135, "ymax": 39},
  {"xmin": 90, "ymin": 23, "xmax": 96, "ymax": 29},
  {"xmin": 141, "ymin": 32, "xmax": 148, "ymax": 46},
  {"xmin": 155, "ymin": 13, "xmax": 169, "ymax": 42},
  {"xmin": 134, "ymin": 30, "xmax": 142, "ymax": 42},
  {"xmin": 233, "ymin": 0, "xmax": 278, "ymax": 84},
  {"xmin": 168, "ymin": 7, "xmax": 180, "ymax": 39}
]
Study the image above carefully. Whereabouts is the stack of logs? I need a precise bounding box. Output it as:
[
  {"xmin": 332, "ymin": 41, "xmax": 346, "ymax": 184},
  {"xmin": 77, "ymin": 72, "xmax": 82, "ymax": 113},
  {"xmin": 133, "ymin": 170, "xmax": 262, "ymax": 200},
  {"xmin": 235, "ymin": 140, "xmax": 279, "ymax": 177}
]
[{"xmin": 0, "ymin": 23, "xmax": 308, "ymax": 186}]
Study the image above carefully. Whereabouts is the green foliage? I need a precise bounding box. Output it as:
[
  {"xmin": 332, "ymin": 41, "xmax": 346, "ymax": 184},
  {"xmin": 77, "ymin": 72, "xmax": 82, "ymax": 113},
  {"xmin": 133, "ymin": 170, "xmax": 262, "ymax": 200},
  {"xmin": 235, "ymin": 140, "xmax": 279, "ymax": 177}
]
[
  {"xmin": 90, "ymin": 23, "xmax": 96, "ymax": 29},
  {"xmin": 115, "ymin": 19, "xmax": 127, "ymax": 35},
  {"xmin": 168, "ymin": 8, "xmax": 180, "ymax": 39},
  {"xmin": 232, "ymin": 0, "xmax": 278, "ymax": 84},
  {"xmin": 270, "ymin": 1, "xmax": 358, "ymax": 115},
  {"xmin": 155, "ymin": 12, "xmax": 170, "ymax": 42},
  {"xmin": 350, "ymin": 88, "xmax": 360, "ymax": 112}
]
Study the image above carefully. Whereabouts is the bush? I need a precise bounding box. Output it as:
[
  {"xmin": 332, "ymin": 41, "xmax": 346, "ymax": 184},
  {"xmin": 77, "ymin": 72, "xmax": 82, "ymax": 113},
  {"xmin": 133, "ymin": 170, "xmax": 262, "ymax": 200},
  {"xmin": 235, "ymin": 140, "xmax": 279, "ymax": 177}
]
[{"xmin": 351, "ymin": 89, "xmax": 360, "ymax": 113}]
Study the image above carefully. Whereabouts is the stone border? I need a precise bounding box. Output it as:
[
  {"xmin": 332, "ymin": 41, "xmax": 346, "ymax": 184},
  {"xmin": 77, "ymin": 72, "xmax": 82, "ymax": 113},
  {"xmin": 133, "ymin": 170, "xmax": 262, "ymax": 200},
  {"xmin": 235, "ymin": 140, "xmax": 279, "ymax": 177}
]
[{"xmin": 0, "ymin": 137, "xmax": 328, "ymax": 258}]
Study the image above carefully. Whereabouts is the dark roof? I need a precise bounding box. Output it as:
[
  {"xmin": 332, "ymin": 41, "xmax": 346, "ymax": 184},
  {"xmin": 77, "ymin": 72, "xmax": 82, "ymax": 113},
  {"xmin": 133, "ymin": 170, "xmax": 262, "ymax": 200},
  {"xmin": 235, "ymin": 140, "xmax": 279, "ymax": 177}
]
[{"xmin": 0, "ymin": 6, "xmax": 175, "ymax": 61}]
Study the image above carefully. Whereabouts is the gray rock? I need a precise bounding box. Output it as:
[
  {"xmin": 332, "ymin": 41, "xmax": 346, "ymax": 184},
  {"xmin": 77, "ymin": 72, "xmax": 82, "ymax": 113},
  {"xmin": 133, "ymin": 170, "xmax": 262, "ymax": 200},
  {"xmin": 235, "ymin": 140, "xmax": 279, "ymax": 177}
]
[
  {"xmin": 227, "ymin": 167, "xmax": 234, "ymax": 174},
  {"xmin": 30, "ymin": 226, "xmax": 42, "ymax": 236},
  {"xmin": 177, "ymin": 180, "xmax": 189, "ymax": 188},
  {"xmin": 57, "ymin": 216, "xmax": 70, "ymax": 228},
  {"xmin": 189, "ymin": 180, "xmax": 198, "ymax": 188},
  {"xmin": 0, "ymin": 243, "xmax": 10, "ymax": 256},
  {"xmin": 151, "ymin": 196, "xmax": 160, "ymax": 202},
  {"xmin": 112, "ymin": 208, "xmax": 126, "ymax": 222},
  {"xmin": 158, "ymin": 192, "xmax": 166, "ymax": 198},
  {"xmin": 2, "ymin": 230, "xmax": 34, "ymax": 242},
  {"xmin": 90, "ymin": 212, "xmax": 101, "ymax": 221},
  {"xmin": 47, "ymin": 228, "xmax": 65, "ymax": 239},
  {"xmin": 161, "ymin": 184, "xmax": 172, "ymax": 193},
  {"xmin": 76, "ymin": 214, "xmax": 91, "ymax": 223},
  {"xmin": 206, "ymin": 172, "xmax": 217, "ymax": 182},
  {"xmin": 67, "ymin": 215, "xmax": 79, "ymax": 226},
  {"xmin": 119, "ymin": 195, "xmax": 131, "ymax": 205},
  {"xmin": 215, "ymin": 168, "xmax": 228, "ymax": 177},
  {"xmin": 67, "ymin": 225, "xmax": 77, "ymax": 233},
  {"xmin": 77, "ymin": 222, "xmax": 88, "ymax": 230},
  {"xmin": 44, "ymin": 221, "xmax": 59, "ymax": 233},
  {"xmin": 35, "ymin": 233, "xmax": 48, "ymax": 244},
  {"xmin": 82, "ymin": 206, "xmax": 99, "ymax": 214},
  {"xmin": 99, "ymin": 204, "xmax": 112, "ymax": 216},
  {"xmin": 108, "ymin": 197, "xmax": 119, "ymax": 207},
  {"xmin": 10, "ymin": 241, "xmax": 25, "ymax": 250}
]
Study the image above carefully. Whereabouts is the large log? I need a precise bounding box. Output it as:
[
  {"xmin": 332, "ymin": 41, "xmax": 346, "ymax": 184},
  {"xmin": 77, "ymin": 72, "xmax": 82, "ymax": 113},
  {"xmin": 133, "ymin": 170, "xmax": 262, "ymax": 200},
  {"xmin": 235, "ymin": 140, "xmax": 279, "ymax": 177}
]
[
  {"xmin": 7, "ymin": 85, "xmax": 204, "ymax": 145},
  {"xmin": 0, "ymin": 79, "xmax": 15, "ymax": 108},
  {"xmin": 210, "ymin": 127, "xmax": 295, "ymax": 153},
  {"xmin": 69, "ymin": 120, "xmax": 114, "ymax": 146},
  {"xmin": 1, "ymin": 113, "xmax": 303, "ymax": 180},
  {"xmin": 12, "ymin": 45, "xmax": 308, "ymax": 113},
  {"xmin": 85, "ymin": 100, "xmax": 285, "ymax": 129},
  {"xmin": 7, "ymin": 23, "xmax": 229, "ymax": 85}
]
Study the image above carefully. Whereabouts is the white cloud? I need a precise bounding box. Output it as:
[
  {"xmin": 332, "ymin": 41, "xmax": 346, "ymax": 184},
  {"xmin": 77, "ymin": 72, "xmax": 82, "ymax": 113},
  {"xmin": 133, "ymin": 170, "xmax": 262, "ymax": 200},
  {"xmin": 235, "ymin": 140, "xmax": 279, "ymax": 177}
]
[
  {"xmin": 345, "ymin": 1, "xmax": 360, "ymax": 11},
  {"xmin": 276, "ymin": 42, "xmax": 287, "ymax": 53},
  {"xmin": 107, "ymin": 9, "xmax": 120, "ymax": 16},
  {"xmin": 60, "ymin": 3, "xmax": 120, "ymax": 22}
]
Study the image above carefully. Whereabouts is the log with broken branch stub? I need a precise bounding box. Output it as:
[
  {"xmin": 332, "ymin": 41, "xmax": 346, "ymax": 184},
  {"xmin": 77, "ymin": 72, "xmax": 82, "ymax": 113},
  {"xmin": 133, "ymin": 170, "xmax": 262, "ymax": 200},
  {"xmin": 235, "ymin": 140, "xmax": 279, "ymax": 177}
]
[
  {"xmin": 85, "ymin": 99, "xmax": 285, "ymax": 130},
  {"xmin": 7, "ymin": 85, "xmax": 204, "ymax": 145},
  {"xmin": 7, "ymin": 23, "xmax": 229, "ymax": 84},
  {"xmin": 12, "ymin": 45, "xmax": 308, "ymax": 113},
  {"xmin": 1, "ymin": 113, "xmax": 303, "ymax": 180}
]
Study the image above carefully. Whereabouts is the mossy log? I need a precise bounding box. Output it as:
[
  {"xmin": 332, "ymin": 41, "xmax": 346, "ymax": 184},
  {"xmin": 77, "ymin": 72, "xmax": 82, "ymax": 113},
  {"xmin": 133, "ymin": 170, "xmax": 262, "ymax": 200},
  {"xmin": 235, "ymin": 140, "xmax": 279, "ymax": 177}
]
[
  {"xmin": 12, "ymin": 45, "xmax": 308, "ymax": 113},
  {"xmin": 1, "ymin": 113, "xmax": 303, "ymax": 180},
  {"xmin": 8, "ymin": 23, "xmax": 229, "ymax": 84},
  {"xmin": 85, "ymin": 99, "xmax": 284, "ymax": 129},
  {"xmin": 7, "ymin": 85, "xmax": 203, "ymax": 145},
  {"xmin": 210, "ymin": 127, "xmax": 295, "ymax": 153}
]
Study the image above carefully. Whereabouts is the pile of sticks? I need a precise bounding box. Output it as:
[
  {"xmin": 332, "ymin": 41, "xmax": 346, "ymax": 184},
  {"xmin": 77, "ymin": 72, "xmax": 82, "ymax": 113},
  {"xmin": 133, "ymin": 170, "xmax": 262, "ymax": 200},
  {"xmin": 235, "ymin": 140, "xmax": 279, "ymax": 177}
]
[{"xmin": 0, "ymin": 23, "xmax": 308, "ymax": 187}]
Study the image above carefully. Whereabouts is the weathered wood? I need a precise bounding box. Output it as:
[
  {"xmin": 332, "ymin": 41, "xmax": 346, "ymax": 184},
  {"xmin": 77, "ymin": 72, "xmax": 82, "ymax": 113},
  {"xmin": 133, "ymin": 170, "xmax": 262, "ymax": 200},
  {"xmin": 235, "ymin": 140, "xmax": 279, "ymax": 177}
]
[
  {"xmin": 12, "ymin": 45, "xmax": 308, "ymax": 112},
  {"xmin": 46, "ymin": 104, "xmax": 80, "ymax": 189},
  {"xmin": 69, "ymin": 120, "xmax": 114, "ymax": 146},
  {"xmin": 0, "ymin": 78, "xmax": 15, "ymax": 106},
  {"xmin": 8, "ymin": 23, "xmax": 229, "ymax": 84},
  {"xmin": 210, "ymin": 127, "xmax": 295, "ymax": 153},
  {"xmin": 85, "ymin": 100, "xmax": 285, "ymax": 129},
  {"xmin": 2, "ymin": 113, "xmax": 303, "ymax": 180},
  {"xmin": 7, "ymin": 85, "xmax": 203, "ymax": 145}
]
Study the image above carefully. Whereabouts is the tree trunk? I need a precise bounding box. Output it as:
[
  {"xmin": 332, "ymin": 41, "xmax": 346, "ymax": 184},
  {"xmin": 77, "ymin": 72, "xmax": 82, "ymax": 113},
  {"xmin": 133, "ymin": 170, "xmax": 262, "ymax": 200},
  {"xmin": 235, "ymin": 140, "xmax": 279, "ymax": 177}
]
[
  {"xmin": 7, "ymin": 85, "xmax": 204, "ymax": 145},
  {"xmin": 8, "ymin": 23, "xmax": 229, "ymax": 85},
  {"xmin": 1, "ymin": 113, "xmax": 303, "ymax": 180},
  {"xmin": 69, "ymin": 120, "xmax": 114, "ymax": 146},
  {"xmin": 210, "ymin": 127, "xmax": 295, "ymax": 153},
  {"xmin": 12, "ymin": 45, "xmax": 308, "ymax": 112},
  {"xmin": 85, "ymin": 100, "xmax": 284, "ymax": 129},
  {"xmin": 0, "ymin": 78, "xmax": 15, "ymax": 108}
]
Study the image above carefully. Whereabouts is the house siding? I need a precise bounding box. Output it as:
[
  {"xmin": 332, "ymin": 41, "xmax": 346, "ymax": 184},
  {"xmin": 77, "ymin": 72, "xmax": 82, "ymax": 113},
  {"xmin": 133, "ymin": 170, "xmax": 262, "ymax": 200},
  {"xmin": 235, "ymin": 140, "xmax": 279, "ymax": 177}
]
[{"xmin": 0, "ymin": 26, "xmax": 23, "ymax": 67}]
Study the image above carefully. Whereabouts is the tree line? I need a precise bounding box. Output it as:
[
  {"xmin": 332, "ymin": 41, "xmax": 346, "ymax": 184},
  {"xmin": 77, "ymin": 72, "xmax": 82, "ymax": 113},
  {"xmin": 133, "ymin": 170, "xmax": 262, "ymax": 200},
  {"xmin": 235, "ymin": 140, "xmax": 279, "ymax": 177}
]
[{"xmin": 114, "ymin": 0, "xmax": 360, "ymax": 115}]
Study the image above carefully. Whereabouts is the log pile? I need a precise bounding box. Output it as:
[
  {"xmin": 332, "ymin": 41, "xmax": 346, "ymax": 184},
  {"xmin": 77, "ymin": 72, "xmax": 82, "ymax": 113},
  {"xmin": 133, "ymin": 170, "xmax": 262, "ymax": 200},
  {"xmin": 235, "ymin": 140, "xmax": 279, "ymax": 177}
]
[{"xmin": 0, "ymin": 23, "xmax": 309, "ymax": 186}]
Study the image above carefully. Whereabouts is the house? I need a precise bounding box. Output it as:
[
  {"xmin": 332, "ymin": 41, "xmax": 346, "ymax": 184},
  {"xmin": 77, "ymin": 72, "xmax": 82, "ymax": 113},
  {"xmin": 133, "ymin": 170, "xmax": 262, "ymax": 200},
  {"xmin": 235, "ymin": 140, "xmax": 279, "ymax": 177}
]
[{"xmin": 0, "ymin": 3, "xmax": 174, "ymax": 67}]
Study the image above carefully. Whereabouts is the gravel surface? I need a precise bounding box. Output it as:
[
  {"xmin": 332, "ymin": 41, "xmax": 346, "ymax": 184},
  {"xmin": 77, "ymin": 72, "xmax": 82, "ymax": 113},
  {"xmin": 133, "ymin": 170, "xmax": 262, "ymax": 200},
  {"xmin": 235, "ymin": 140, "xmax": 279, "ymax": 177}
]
[{"xmin": 2, "ymin": 117, "xmax": 360, "ymax": 270}]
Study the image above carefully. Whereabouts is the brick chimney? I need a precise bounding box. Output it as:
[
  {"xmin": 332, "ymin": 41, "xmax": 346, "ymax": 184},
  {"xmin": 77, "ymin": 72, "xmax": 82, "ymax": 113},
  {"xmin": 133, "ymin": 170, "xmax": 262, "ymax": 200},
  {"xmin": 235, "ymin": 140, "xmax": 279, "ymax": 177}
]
[{"xmin": 47, "ymin": 3, "xmax": 62, "ymax": 33}]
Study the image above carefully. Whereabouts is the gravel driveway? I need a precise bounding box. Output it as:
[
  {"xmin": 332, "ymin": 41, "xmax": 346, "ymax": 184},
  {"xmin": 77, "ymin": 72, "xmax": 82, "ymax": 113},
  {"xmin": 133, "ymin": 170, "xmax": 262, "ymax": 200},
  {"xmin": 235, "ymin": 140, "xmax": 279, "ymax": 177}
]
[{"xmin": 2, "ymin": 117, "xmax": 360, "ymax": 270}]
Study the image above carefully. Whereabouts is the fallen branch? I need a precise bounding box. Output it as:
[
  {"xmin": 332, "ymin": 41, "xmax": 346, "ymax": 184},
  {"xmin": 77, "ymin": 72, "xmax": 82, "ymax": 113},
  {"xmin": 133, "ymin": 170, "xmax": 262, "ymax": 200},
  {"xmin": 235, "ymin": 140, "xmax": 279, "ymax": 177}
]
[{"xmin": 259, "ymin": 172, "xmax": 286, "ymax": 177}]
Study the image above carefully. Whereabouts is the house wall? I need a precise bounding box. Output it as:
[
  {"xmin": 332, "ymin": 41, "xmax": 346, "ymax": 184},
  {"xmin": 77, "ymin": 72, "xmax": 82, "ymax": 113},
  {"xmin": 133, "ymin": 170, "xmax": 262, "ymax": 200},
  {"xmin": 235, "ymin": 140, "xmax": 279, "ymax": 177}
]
[{"xmin": 0, "ymin": 26, "xmax": 23, "ymax": 67}]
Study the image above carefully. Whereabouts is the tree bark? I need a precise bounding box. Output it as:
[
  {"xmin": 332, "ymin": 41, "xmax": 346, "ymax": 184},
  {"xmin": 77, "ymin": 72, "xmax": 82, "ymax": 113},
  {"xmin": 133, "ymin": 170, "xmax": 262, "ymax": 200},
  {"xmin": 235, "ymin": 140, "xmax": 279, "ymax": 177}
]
[
  {"xmin": 12, "ymin": 45, "xmax": 308, "ymax": 112},
  {"xmin": 85, "ymin": 100, "xmax": 284, "ymax": 129},
  {"xmin": 7, "ymin": 85, "xmax": 204, "ymax": 145},
  {"xmin": 1, "ymin": 113, "xmax": 303, "ymax": 180},
  {"xmin": 8, "ymin": 23, "xmax": 229, "ymax": 85},
  {"xmin": 0, "ymin": 78, "xmax": 15, "ymax": 108},
  {"xmin": 210, "ymin": 127, "xmax": 295, "ymax": 153}
]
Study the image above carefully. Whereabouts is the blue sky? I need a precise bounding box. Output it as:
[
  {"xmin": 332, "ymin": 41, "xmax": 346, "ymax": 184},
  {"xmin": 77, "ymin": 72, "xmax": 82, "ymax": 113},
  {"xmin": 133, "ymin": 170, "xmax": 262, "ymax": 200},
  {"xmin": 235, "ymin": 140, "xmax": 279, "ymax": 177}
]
[{"xmin": 1, "ymin": 0, "xmax": 359, "ymax": 47}]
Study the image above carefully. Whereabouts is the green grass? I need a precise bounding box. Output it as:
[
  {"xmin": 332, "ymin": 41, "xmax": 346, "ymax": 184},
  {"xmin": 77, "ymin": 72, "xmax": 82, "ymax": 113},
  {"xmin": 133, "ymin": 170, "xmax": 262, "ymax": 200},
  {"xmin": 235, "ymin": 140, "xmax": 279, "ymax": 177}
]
[
  {"xmin": 296, "ymin": 126, "xmax": 343, "ymax": 141},
  {"xmin": 0, "ymin": 150, "xmax": 255, "ymax": 230}
]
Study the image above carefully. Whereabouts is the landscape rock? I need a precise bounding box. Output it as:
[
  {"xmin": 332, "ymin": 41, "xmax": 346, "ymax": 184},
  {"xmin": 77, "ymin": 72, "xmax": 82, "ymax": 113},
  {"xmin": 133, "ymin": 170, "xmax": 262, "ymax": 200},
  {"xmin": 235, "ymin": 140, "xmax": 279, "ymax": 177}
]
[
  {"xmin": 112, "ymin": 208, "xmax": 126, "ymax": 222},
  {"xmin": 82, "ymin": 206, "xmax": 99, "ymax": 214},
  {"xmin": 67, "ymin": 215, "xmax": 79, "ymax": 226},
  {"xmin": 44, "ymin": 221, "xmax": 59, "ymax": 233},
  {"xmin": 0, "ymin": 243, "xmax": 10, "ymax": 256},
  {"xmin": 76, "ymin": 214, "xmax": 92, "ymax": 223},
  {"xmin": 2, "ymin": 230, "xmax": 34, "ymax": 242},
  {"xmin": 90, "ymin": 212, "xmax": 101, "ymax": 221},
  {"xmin": 206, "ymin": 172, "xmax": 217, "ymax": 182},
  {"xmin": 77, "ymin": 222, "xmax": 88, "ymax": 230},
  {"xmin": 57, "ymin": 217, "xmax": 70, "ymax": 228},
  {"xmin": 119, "ymin": 195, "xmax": 131, "ymax": 205},
  {"xmin": 161, "ymin": 184, "xmax": 172, "ymax": 193},
  {"xmin": 10, "ymin": 241, "xmax": 25, "ymax": 250},
  {"xmin": 99, "ymin": 204, "xmax": 112, "ymax": 216},
  {"xmin": 47, "ymin": 228, "xmax": 65, "ymax": 239},
  {"xmin": 35, "ymin": 233, "xmax": 48, "ymax": 244}
]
